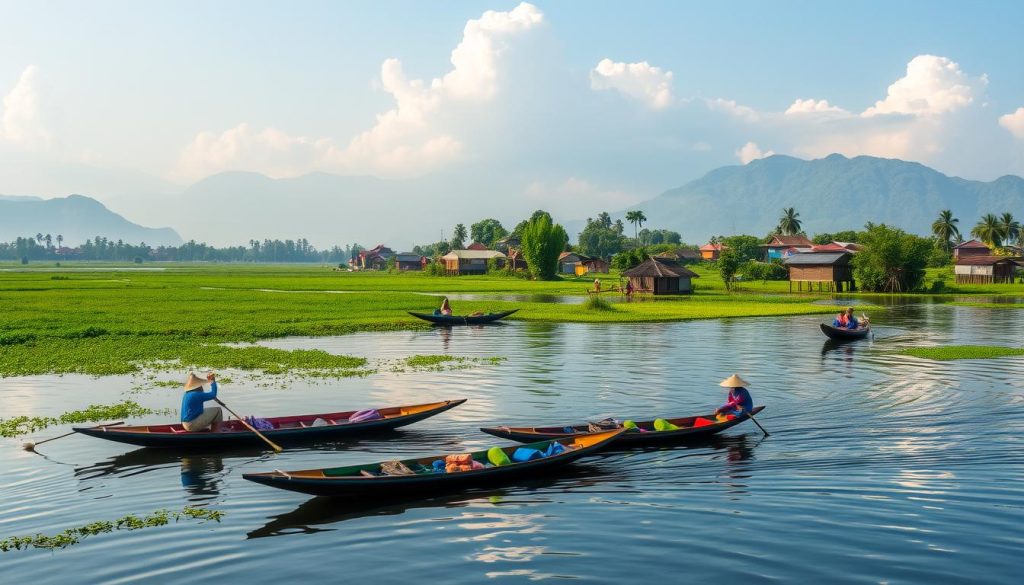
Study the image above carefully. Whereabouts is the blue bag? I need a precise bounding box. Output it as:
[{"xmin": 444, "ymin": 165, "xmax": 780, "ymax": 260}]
[{"xmin": 511, "ymin": 447, "xmax": 544, "ymax": 462}]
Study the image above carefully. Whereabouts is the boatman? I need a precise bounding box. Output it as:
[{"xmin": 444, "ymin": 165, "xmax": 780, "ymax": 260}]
[
  {"xmin": 715, "ymin": 374, "xmax": 754, "ymax": 418},
  {"xmin": 181, "ymin": 372, "xmax": 223, "ymax": 432},
  {"xmin": 833, "ymin": 307, "xmax": 859, "ymax": 329}
]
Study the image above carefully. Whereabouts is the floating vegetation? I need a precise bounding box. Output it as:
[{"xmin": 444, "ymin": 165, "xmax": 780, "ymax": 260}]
[
  {"xmin": 583, "ymin": 295, "xmax": 616, "ymax": 311},
  {"xmin": 0, "ymin": 507, "xmax": 223, "ymax": 552},
  {"xmin": 900, "ymin": 345, "xmax": 1024, "ymax": 361},
  {"xmin": 392, "ymin": 354, "xmax": 505, "ymax": 372},
  {"xmin": 0, "ymin": 400, "xmax": 168, "ymax": 438}
]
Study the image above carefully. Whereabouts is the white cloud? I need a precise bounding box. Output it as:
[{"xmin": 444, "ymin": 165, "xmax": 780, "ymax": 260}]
[
  {"xmin": 590, "ymin": 58, "xmax": 674, "ymax": 109},
  {"xmin": 999, "ymin": 107, "xmax": 1024, "ymax": 139},
  {"xmin": 706, "ymin": 98, "xmax": 759, "ymax": 122},
  {"xmin": 785, "ymin": 98, "xmax": 847, "ymax": 115},
  {"xmin": 175, "ymin": 3, "xmax": 543, "ymax": 180},
  {"xmin": 862, "ymin": 55, "xmax": 982, "ymax": 117},
  {"xmin": 1, "ymin": 65, "xmax": 51, "ymax": 148},
  {"xmin": 735, "ymin": 141, "xmax": 774, "ymax": 164}
]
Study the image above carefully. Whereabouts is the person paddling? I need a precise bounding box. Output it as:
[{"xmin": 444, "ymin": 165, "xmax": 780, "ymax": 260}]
[
  {"xmin": 435, "ymin": 297, "xmax": 453, "ymax": 316},
  {"xmin": 715, "ymin": 374, "xmax": 754, "ymax": 418},
  {"xmin": 833, "ymin": 307, "xmax": 859, "ymax": 330},
  {"xmin": 181, "ymin": 372, "xmax": 223, "ymax": 432}
]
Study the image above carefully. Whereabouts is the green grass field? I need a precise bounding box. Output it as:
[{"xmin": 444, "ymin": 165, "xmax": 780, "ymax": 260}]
[
  {"xmin": 0, "ymin": 263, "xmax": 855, "ymax": 376},
  {"xmin": 900, "ymin": 345, "xmax": 1024, "ymax": 361}
]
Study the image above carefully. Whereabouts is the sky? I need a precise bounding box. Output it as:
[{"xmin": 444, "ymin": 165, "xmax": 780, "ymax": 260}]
[{"xmin": 1, "ymin": 0, "xmax": 1023, "ymax": 245}]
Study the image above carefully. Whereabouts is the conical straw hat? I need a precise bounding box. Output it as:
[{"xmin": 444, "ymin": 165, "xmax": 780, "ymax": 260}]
[
  {"xmin": 719, "ymin": 374, "xmax": 750, "ymax": 388},
  {"xmin": 183, "ymin": 372, "xmax": 207, "ymax": 392}
]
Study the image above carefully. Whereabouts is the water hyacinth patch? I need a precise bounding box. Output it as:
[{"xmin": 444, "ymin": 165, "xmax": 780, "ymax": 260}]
[
  {"xmin": 0, "ymin": 400, "xmax": 169, "ymax": 437},
  {"xmin": 900, "ymin": 345, "xmax": 1024, "ymax": 361}
]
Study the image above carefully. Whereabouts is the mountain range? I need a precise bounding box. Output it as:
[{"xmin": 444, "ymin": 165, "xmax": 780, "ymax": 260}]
[
  {"xmin": 630, "ymin": 154, "xmax": 1024, "ymax": 240},
  {"xmin": 0, "ymin": 194, "xmax": 182, "ymax": 246}
]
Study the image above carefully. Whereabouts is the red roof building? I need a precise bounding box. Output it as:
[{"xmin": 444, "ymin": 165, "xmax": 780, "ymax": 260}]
[
  {"xmin": 952, "ymin": 239, "xmax": 991, "ymax": 259},
  {"xmin": 699, "ymin": 243, "xmax": 724, "ymax": 261}
]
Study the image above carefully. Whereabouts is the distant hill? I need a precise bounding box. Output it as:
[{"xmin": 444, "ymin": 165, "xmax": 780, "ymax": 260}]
[
  {"xmin": 626, "ymin": 154, "xmax": 1024, "ymax": 241},
  {"xmin": 0, "ymin": 194, "xmax": 182, "ymax": 246}
]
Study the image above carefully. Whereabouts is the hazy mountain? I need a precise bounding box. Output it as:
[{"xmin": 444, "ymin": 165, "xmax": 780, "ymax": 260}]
[
  {"xmin": 0, "ymin": 194, "xmax": 182, "ymax": 246},
  {"xmin": 626, "ymin": 154, "xmax": 1024, "ymax": 242}
]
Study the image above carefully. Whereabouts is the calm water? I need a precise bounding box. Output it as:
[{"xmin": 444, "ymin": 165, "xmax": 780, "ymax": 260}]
[{"xmin": 1, "ymin": 301, "xmax": 1022, "ymax": 584}]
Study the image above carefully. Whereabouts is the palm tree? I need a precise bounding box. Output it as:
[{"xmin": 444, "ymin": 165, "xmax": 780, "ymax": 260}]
[
  {"xmin": 625, "ymin": 210, "xmax": 647, "ymax": 242},
  {"xmin": 972, "ymin": 213, "xmax": 1003, "ymax": 248},
  {"xmin": 56, "ymin": 234, "xmax": 63, "ymax": 255},
  {"xmin": 931, "ymin": 209, "xmax": 960, "ymax": 252},
  {"xmin": 451, "ymin": 223, "xmax": 468, "ymax": 249},
  {"xmin": 44, "ymin": 234, "xmax": 52, "ymax": 250},
  {"xmin": 777, "ymin": 208, "xmax": 802, "ymax": 235},
  {"xmin": 35, "ymin": 233, "xmax": 43, "ymax": 245},
  {"xmin": 999, "ymin": 212, "xmax": 1020, "ymax": 247}
]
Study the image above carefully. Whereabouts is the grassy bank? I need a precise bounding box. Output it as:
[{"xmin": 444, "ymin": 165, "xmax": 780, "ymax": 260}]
[
  {"xmin": 900, "ymin": 345, "xmax": 1024, "ymax": 361},
  {"xmin": 0, "ymin": 264, "xmax": 864, "ymax": 376}
]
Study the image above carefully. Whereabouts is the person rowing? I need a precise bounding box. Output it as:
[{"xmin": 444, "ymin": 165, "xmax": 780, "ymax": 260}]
[
  {"xmin": 714, "ymin": 374, "xmax": 754, "ymax": 418},
  {"xmin": 181, "ymin": 372, "xmax": 223, "ymax": 432},
  {"xmin": 435, "ymin": 297, "xmax": 453, "ymax": 316},
  {"xmin": 832, "ymin": 306, "xmax": 861, "ymax": 330}
]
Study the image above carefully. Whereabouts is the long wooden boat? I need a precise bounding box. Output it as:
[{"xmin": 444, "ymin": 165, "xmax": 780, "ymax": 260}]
[
  {"xmin": 820, "ymin": 323, "xmax": 870, "ymax": 340},
  {"xmin": 407, "ymin": 309, "xmax": 518, "ymax": 325},
  {"xmin": 242, "ymin": 429, "xmax": 625, "ymax": 497},
  {"xmin": 73, "ymin": 399, "xmax": 467, "ymax": 449},
  {"xmin": 480, "ymin": 406, "xmax": 765, "ymax": 446}
]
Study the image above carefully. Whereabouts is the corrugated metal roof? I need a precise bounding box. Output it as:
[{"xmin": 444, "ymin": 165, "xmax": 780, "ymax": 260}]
[{"xmin": 783, "ymin": 251, "xmax": 850, "ymax": 265}]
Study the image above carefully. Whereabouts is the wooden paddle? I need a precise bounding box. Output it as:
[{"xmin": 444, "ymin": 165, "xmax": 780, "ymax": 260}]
[
  {"xmin": 744, "ymin": 409, "xmax": 770, "ymax": 437},
  {"xmin": 214, "ymin": 398, "xmax": 283, "ymax": 453},
  {"xmin": 23, "ymin": 421, "xmax": 125, "ymax": 451}
]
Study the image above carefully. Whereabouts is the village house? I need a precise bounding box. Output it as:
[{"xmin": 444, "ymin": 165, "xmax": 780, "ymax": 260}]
[
  {"xmin": 762, "ymin": 234, "xmax": 814, "ymax": 260},
  {"xmin": 655, "ymin": 248, "xmax": 701, "ymax": 264},
  {"xmin": 699, "ymin": 243, "xmax": 724, "ymax": 261},
  {"xmin": 394, "ymin": 252, "xmax": 426, "ymax": 271},
  {"xmin": 622, "ymin": 257, "xmax": 699, "ymax": 295},
  {"xmin": 581, "ymin": 257, "xmax": 610, "ymax": 274},
  {"xmin": 441, "ymin": 249, "xmax": 506, "ymax": 275},
  {"xmin": 811, "ymin": 241, "xmax": 863, "ymax": 253},
  {"xmin": 558, "ymin": 251, "xmax": 586, "ymax": 274},
  {"xmin": 952, "ymin": 239, "xmax": 991, "ymax": 259},
  {"xmin": 783, "ymin": 250, "xmax": 855, "ymax": 292},
  {"xmin": 954, "ymin": 255, "xmax": 1018, "ymax": 284},
  {"xmin": 466, "ymin": 242, "xmax": 489, "ymax": 251},
  {"xmin": 353, "ymin": 244, "xmax": 394, "ymax": 270}
]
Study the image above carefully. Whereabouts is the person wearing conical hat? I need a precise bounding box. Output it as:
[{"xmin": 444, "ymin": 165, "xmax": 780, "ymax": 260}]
[
  {"xmin": 180, "ymin": 372, "xmax": 223, "ymax": 432},
  {"xmin": 715, "ymin": 374, "xmax": 754, "ymax": 418}
]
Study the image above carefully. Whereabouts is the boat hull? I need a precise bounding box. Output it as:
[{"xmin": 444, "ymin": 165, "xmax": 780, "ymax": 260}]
[
  {"xmin": 480, "ymin": 406, "xmax": 765, "ymax": 447},
  {"xmin": 820, "ymin": 323, "xmax": 870, "ymax": 340},
  {"xmin": 73, "ymin": 399, "xmax": 466, "ymax": 449},
  {"xmin": 243, "ymin": 430, "xmax": 623, "ymax": 498},
  {"xmin": 407, "ymin": 309, "xmax": 518, "ymax": 325}
]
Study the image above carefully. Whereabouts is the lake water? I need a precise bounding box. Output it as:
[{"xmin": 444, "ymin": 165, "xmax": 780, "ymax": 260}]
[{"xmin": 1, "ymin": 301, "xmax": 1022, "ymax": 583}]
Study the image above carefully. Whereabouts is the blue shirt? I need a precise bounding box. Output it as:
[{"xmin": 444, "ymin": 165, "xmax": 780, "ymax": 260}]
[
  {"xmin": 723, "ymin": 387, "xmax": 754, "ymax": 413},
  {"xmin": 181, "ymin": 381, "xmax": 218, "ymax": 422}
]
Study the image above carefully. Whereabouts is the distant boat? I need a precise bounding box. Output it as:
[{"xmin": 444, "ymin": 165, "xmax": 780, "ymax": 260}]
[{"xmin": 408, "ymin": 309, "xmax": 518, "ymax": 325}]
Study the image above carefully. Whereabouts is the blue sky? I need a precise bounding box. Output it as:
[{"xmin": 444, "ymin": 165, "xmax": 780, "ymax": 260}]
[{"xmin": 1, "ymin": 1, "xmax": 1022, "ymax": 244}]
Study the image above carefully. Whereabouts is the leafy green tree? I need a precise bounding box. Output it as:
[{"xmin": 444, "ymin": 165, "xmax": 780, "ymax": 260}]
[
  {"xmin": 721, "ymin": 235, "xmax": 762, "ymax": 262},
  {"xmin": 931, "ymin": 210, "xmax": 960, "ymax": 253},
  {"xmin": 999, "ymin": 212, "xmax": 1020, "ymax": 247},
  {"xmin": 470, "ymin": 219, "xmax": 508, "ymax": 248},
  {"xmin": 520, "ymin": 213, "xmax": 568, "ymax": 280},
  {"xmin": 777, "ymin": 207, "xmax": 802, "ymax": 235},
  {"xmin": 611, "ymin": 247, "xmax": 648, "ymax": 271},
  {"xmin": 718, "ymin": 248, "xmax": 740, "ymax": 291},
  {"xmin": 625, "ymin": 210, "xmax": 647, "ymax": 242},
  {"xmin": 450, "ymin": 224, "xmax": 468, "ymax": 250},
  {"xmin": 853, "ymin": 224, "xmax": 933, "ymax": 292},
  {"xmin": 512, "ymin": 210, "xmax": 553, "ymax": 239},
  {"xmin": 971, "ymin": 213, "xmax": 1003, "ymax": 248},
  {"xmin": 812, "ymin": 230, "xmax": 862, "ymax": 245},
  {"xmin": 577, "ymin": 212, "xmax": 628, "ymax": 258},
  {"xmin": 638, "ymin": 228, "xmax": 681, "ymax": 246}
]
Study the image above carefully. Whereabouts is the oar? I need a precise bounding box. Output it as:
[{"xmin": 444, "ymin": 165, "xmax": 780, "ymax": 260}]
[
  {"xmin": 744, "ymin": 409, "xmax": 770, "ymax": 437},
  {"xmin": 22, "ymin": 421, "xmax": 125, "ymax": 451},
  {"xmin": 214, "ymin": 398, "xmax": 283, "ymax": 452}
]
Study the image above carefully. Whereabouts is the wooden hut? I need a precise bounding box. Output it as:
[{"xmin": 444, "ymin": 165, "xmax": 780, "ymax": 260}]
[
  {"xmin": 655, "ymin": 248, "xmax": 701, "ymax": 264},
  {"xmin": 558, "ymin": 252, "xmax": 585, "ymax": 274},
  {"xmin": 762, "ymin": 234, "xmax": 814, "ymax": 260},
  {"xmin": 699, "ymin": 243, "xmax": 724, "ymax": 261},
  {"xmin": 441, "ymin": 250, "xmax": 506, "ymax": 275},
  {"xmin": 783, "ymin": 251, "xmax": 854, "ymax": 292},
  {"xmin": 954, "ymin": 255, "xmax": 1016, "ymax": 284},
  {"xmin": 622, "ymin": 257, "xmax": 699, "ymax": 295},
  {"xmin": 953, "ymin": 239, "xmax": 991, "ymax": 259},
  {"xmin": 394, "ymin": 253, "xmax": 425, "ymax": 271},
  {"xmin": 467, "ymin": 242, "xmax": 489, "ymax": 251},
  {"xmin": 582, "ymin": 257, "xmax": 610, "ymax": 273}
]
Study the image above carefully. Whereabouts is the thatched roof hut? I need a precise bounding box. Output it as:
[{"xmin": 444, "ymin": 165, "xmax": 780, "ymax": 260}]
[{"xmin": 622, "ymin": 257, "xmax": 699, "ymax": 295}]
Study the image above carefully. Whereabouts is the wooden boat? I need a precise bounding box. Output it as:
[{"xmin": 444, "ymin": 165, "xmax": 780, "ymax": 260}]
[
  {"xmin": 407, "ymin": 309, "xmax": 518, "ymax": 325},
  {"xmin": 820, "ymin": 322, "xmax": 870, "ymax": 340},
  {"xmin": 480, "ymin": 406, "xmax": 765, "ymax": 446},
  {"xmin": 73, "ymin": 399, "xmax": 467, "ymax": 449},
  {"xmin": 242, "ymin": 429, "xmax": 625, "ymax": 497}
]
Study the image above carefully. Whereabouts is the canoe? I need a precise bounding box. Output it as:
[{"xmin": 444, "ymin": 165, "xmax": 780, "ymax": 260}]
[
  {"xmin": 242, "ymin": 428, "xmax": 625, "ymax": 497},
  {"xmin": 480, "ymin": 406, "xmax": 765, "ymax": 446},
  {"xmin": 820, "ymin": 323, "xmax": 870, "ymax": 340},
  {"xmin": 73, "ymin": 399, "xmax": 467, "ymax": 449},
  {"xmin": 407, "ymin": 309, "xmax": 519, "ymax": 325}
]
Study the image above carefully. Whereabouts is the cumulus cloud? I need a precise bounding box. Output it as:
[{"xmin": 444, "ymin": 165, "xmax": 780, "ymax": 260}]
[
  {"xmin": 590, "ymin": 58, "xmax": 674, "ymax": 109},
  {"xmin": 706, "ymin": 98, "xmax": 759, "ymax": 122},
  {"xmin": 735, "ymin": 141, "xmax": 774, "ymax": 164},
  {"xmin": 785, "ymin": 98, "xmax": 847, "ymax": 115},
  {"xmin": 862, "ymin": 55, "xmax": 983, "ymax": 117},
  {"xmin": 1, "ymin": 65, "xmax": 51, "ymax": 148},
  {"xmin": 176, "ymin": 2, "xmax": 543, "ymax": 180},
  {"xmin": 999, "ymin": 107, "xmax": 1024, "ymax": 139}
]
